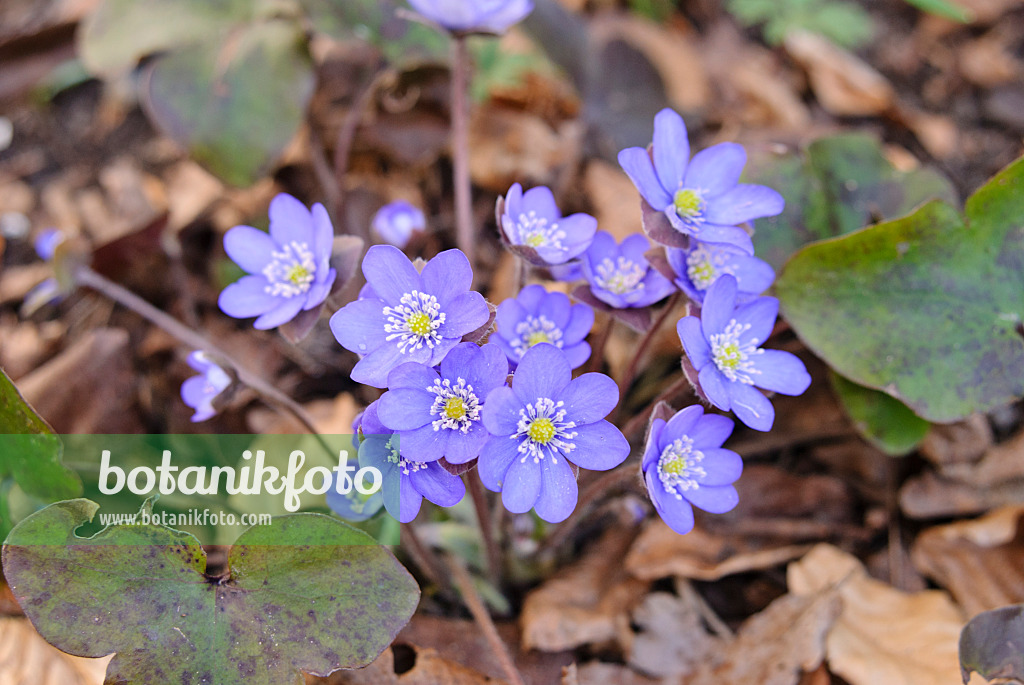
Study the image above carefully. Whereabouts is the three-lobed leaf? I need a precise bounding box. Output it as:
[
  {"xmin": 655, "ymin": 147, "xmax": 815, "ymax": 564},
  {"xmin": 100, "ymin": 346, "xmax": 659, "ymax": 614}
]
[
  {"xmin": 776, "ymin": 155, "xmax": 1024, "ymax": 423},
  {"xmin": 2, "ymin": 499, "xmax": 420, "ymax": 684}
]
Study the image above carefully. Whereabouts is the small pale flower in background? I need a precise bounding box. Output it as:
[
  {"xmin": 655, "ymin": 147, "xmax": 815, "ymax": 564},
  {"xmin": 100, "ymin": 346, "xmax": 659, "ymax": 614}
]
[
  {"xmin": 618, "ymin": 108, "xmax": 784, "ymax": 253},
  {"xmin": 330, "ymin": 245, "xmax": 489, "ymax": 388},
  {"xmin": 34, "ymin": 228, "xmax": 65, "ymax": 261},
  {"xmin": 499, "ymin": 183, "xmax": 597, "ymax": 266},
  {"xmin": 218, "ymin": 193, "xmax": 337, "ymax": 330},
  {"xmin": 372, "ymin": 201, "xmax": 426, "ymax": 248},
  {"xmin": 642, "ymin": 405, "xmax": 742, "ymax": 535},
  {"xmin": 581, "ymin": 231, "xmax": 675, "ymax": 309},
  {"xmin": 180, "ymin": 351, "xmax": 232, "ymax": 423},
  {"xmin": 491, "ymin": 284, "xmax": 594, "ymax": 369},
  {"xmin": 407, "ymin": 0, "xmax": 534, "ymax": 34},
  {"xmin": 677, "ymin": 275, "xmax": 811, "ymax": 431},
  {"xmin": 667, "ymin": 240, "xmax": 774, "ymax": 306}
]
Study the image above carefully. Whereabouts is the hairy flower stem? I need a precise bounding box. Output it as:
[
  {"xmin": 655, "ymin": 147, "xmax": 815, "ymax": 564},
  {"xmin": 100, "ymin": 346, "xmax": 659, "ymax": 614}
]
[
  {"xmin": 622, "ymin": 375, "xmax": 693, "ymax": 440},
  {"xmin": 614, "ymin": 292, "xmax": 681, "ymax": 423},
  {"xmin": 446, "ymin": 554, "xmax": 527, "ymax": 685},
  {"xmin": 75, "ymin": 266, "xmax": 326, "ymax": 446},
  {"xmin": 466, "ymin": 474, "xmax": 503, "ymax": 582},
  {"xmin": 451, "ymin": 35, "xmax": 475, "ymax": 269}
]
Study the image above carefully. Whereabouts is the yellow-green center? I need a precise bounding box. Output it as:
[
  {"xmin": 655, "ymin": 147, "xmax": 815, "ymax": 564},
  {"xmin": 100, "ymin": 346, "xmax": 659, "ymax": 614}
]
[
  {"xmin": 716, "ymin": 342, "xmax": 741, "ymax": 370},
  {"xmin": 673, "ymin": 189, "xmax": 702, "ymax": 217},
  {"xmin": 661, "ymin": 456, "xmax": 689, "ymax": 475},
  {"xmin": 527, "ymin": 417, "xmax": 556, "ymax": 443},
  {"xmin": 407, "ymin": 312, "xmax": 432, "ymax": 337},
  {"xmin": 526, "ymin": 331, "xmax": 551, "ymax": 347},
  {"xmin": 689, "ymin": 261, "xmax": 715, "ymax": 287},
  {"xmin": 443, "ymin": 397, "xmax": 466, "ymax": 420},
  {"xmin": 286, "ymin": 264, "xmax": 311, "ymax": 285},
  {"xmin": 526, "ymin": 234, "xmax": 546, "ymax": 247}
]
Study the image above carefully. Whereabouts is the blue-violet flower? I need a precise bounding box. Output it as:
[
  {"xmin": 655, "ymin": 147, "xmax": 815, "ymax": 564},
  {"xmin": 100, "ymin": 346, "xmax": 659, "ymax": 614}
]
[
  {"xmin": 677, "ymin": 274, "xmax": 811, "ymax": 431},
  {"xmin": 372, "ymin": 200, "xmax": 426, "ymax": 248},
  {"xmin": 618, "ymin": 108, "xmax": 784, "ymax": 253},
  {"xmin": 180, "ymin": 351, "xmax": 231, "ymax": 423},
  {"xmin": 500, "ymin": 183, "xmax": 597, "ymax": 265},
  {"xmin": 479, "ymin": 343, "xmax": 629, "ymax": 523},
  {"xmin": 667, "ymin": 240, "xmax": 774, "ymax": 305},
  {"xmin": 491, "ymin": 284, "xmax": 594, "ymax": 370},
  {"xmin": 407, "ymin": 0, "xmax": 534, "ymax": 34},
  {"xmin": 218, "ymin": 193, "xmax": 337, "ymax": 330},
  {"xmin": 581, "ymin": 231, "xmax": 675, "ymax": 309},
  {"xmin": 377, "ymin": 342, "xmax": 508, "ymax": 464},
  {"xmin": 330, "ymin": 245, "xmax": 489, "ymax": 388},
  {"xmin": 642, "ymin": 405, "xmax": 742, "ymax": 535}
]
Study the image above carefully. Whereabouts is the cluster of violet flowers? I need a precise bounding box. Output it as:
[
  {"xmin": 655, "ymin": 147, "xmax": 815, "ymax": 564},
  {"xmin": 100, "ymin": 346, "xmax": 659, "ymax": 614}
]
[{"xmin": 188, "ymin": 0, "xmax": 811, "ymax": 537}]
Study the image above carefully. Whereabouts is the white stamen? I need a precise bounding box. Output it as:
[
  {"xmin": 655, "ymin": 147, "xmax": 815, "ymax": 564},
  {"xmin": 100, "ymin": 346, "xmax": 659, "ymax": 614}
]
[
  {"xmin": 428, "ymin": 377, "xmax": 481, "ymax": 433},
  {"xmin": 512, "ymin": 397, "xmax": 578, "ymax": 464},
  {"xmin": 510, "ymin": 315, "xmax": 563, "ymax": 358},
  {"xmin": 657, "ymin": 435, "xmax": 706, "ymax": 499},
  {"xmin": 710, "ymin": 319, "xmax": 763, "ymax": 384},
  {"xmin": 262, "ymin": 241, "xmax": 317, "ymax": 297},
  {"xmin": 594, "ymin": 257, "xmax": 646, "ymax": 295},
  {"xmin": 383, "ymin": 290, "xmax": 447, "ymax": 354}
]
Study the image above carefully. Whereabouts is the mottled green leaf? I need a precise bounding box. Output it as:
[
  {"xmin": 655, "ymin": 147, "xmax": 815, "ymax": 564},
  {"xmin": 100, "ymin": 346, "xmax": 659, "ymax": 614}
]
[
  {"xmin": 299, "ymin": 0, "xmax": 449, "ymax": 66},
  {"xmin": 77, "ymin": 0, "xmax": 254, "ymax": 75},
  {"xmin": 902, "ymin": 0, "xmax": 972, "ymax": 22},
  {"xmin": 959, "ymin": 604, "xmax": 1024, "ymax": 683},
  {"xmin": 2, "ymin": 499, "xmax": 419, "ymax": 684},
  {"xmin": 746, "ymin": 133, "xmax": 958, "ymax": 270},
  {"xmin": 141, "ymin": 20, "xmax": 315, "ymax": 187},
  {"xmin": 0, "ymin": 369, "xmax": 81, "ymax": 540},
  {"xmin": 830, "ymin": 373, "xmax": 929, "ymax": 456},
  {"xmin": 776, "ymin": 155, "xmax": 1024, "ymax": 423}
]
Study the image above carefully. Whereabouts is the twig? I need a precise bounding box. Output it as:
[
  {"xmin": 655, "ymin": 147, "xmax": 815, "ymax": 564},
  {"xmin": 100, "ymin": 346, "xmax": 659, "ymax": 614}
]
[
  {"xmin": 466, "ymin": 474, "xmax": 503, "ymax": 581},
  {"xmin": 401, "ymin": 522, "xmax": 454, "ymax": 596},
  {"xmin": 450, "ymin": 35, "xmax": 475, "ymax": 267},
  {"xmin": 446, "ymin": 554, "xmax": 526, "ymax": 685},
  {"xmin": 615, "ymin": 292, "xmax": 680, "ymax": 421},
  {"xmin": 75, "ymin": 266, "xmax": 326, "ymax": 445},
  {"xmin": 332, "ymin": 69, "xmax": 390, "ymax": 231}
]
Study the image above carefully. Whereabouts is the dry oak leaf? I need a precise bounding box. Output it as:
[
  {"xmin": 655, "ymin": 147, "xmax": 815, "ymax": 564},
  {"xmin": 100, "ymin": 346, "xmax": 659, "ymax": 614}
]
[
  {"xmin": 784, "ymin": 31, "xmax": 894, "ymax": 116},
  {"xmin": 787, "ymin": 544, "xmax": 965, "ymax": 685},
  {"xmin": 911, "ymin": 505, "xmax": 1024, "ymax": 618},
  {"xmin": 628, "ymin": 592, "xmax": 723, "ymax": 678},
  {"xmin": 520, "ymin": 528, "xmax": 648, "ymax": 652},
  {"xmin": 0, "ymin": 618, "xmax": 110, "ymax": 685}
]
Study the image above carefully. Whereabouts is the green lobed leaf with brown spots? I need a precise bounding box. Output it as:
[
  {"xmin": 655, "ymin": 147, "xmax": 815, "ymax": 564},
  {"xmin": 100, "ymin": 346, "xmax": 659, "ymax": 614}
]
[
  {"xmin": 959, "ymin": 604, "xmax": 1024, "ymax": 683},
  {"xmin": 745, "ymin": 133, "xmax": 958, "ymax": 271},
  {"xmin": 1, "ymin": 499, "xmax": 419, "ymax": 684},
  {"xmin": 830, "ymin": 372, "xmax": 929, "ymax": 456},
  {"xmin": 776, "ymin": 155, "xmax": 1024, "ymax": 423}
]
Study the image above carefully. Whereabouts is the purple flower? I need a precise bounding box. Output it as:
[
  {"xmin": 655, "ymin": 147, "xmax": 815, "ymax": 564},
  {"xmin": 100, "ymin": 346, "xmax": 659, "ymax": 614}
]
[
  {"xmin": 180, "ymin": 351, "xmax": 231, "ymax": 423},
  {"xmin": 491, "ymin": 285, "xmax": 594, "ymax": 370},
  {"xmin": 218, "ymin": 193, "xmax": 337, "ymax": 330},
  {"xmin": 34, "ymin": 229, "xmax": 64, "ymax": 261},
  {"xmin": 330, "ymin": 245, "xmax": 489, "ymax": 388},
  {"xmin": 377, "ymin": 342, "xmax": 508, "ymax": 464},
  {"xmin": 358, "ymin": 431, "xmax": 466, "ymax": 524},
  {"xmin": 581, "ymin": 231, "xmax": 676, "ymax": 309},
  {"xmin": 479, "ymin": 344, "xmax": 629, "ymax": 523},
  {"xmin": 667, "ymin": 240, "xmax": 774, "ymax": 305},
  {"xmin": 372, "ymin": 200, "xmax": 426, "ymax": 248},
  {"xmin": 407, "ymin": 0, "xmax": 534, "ymax": 34},
  {"xmin": 642, "ymin": 406, "xmax": 742, "ymax": 535},
  {"xmin": 618, "ymin": 108, "xmax": 784, "ymax": 253},
  {"xmin": 326, "ymin": 468, "xmax": 385, "ymax": 522},
  {"xmin": 677, "ymin": 275, "xmax": 811, "ymax": 432},
  {"xmin": 500, "ymin": 183, "xmax": 597, "ymax": 265}
]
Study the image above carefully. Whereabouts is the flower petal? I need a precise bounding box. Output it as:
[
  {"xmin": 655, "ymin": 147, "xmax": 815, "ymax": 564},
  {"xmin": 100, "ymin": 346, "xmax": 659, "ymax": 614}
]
[
  {"xmin": 310, "ymin": 203, "xmax": 334, "ymax": 274},
  {"xmin": 395, "ymin": 475, "xmax": 423, "ymax": 523},
  {"xmin": 410, "ymin": 463, "xmax": 465, "ymax": 507},
  {"xmin": 442, "ymin": 421, "xmax": 491, "ymax": 464},
  {"xmin": 563, "ymin": 303, "xmax": 595, "ymax": 342},
  {"xmin": 437, "ymin": 291, "xmax": 490, "ymax": 338},
  {"xmin": 705, "ymin": 184, "xmax": 785, "ymax": 225},
  {"xmin": 689, "ymin": 413, "xmax": 734, "ymax": 448},
  {"xmin": 734, "ymin": 255, "xmax": 775, "ymax": 297},
  {"xmin": 218, "ymin": 276, "xmax": 280, "ymax": 318},
  {"xmin": 701, "ymin": 274, "xmax": 738, "ymax": 338},
  {"xmin": 683, "ymin": 142, "xmax": 745, "ymax": 196},
  {"xmin": 751, "ymin": 349, "xmax": 811, "ymax": 396},
  {"xmin": 567, "ymin": 420, "xmax": 629, "ymax": 471},
  {"xmin": 268, "ymin": 193, "xmax": 314, "ymax": 247},
  {"xmin": 521, "ymin": 185, "xmax": 560, "ymax": 219},
  {"xmin": 652, "ymin": 108, "xmax": 690, "ymax": 193},
  {"xmin": 734, "ymin": 296, "xmax": 778, "ymax": 347},
  {"xmin": 647, "ymin": 471, "xmax": 696, "ymax": 535},
  {"xmin": 440, "ymin": 342, "xmax": 508, "ymax": 394},
  {"xmin": 396, "ymin": 422, "xmax": 448, "ymax": 462},
  {"xmin": 678, "ymin": 316, "xmax": 712, "ymax": 369},
  {"xmin": 386, "ymin": 361, "xmax": 439, "ymax": 390},
  {"xmin": 501, "ymin": 456, "xmax": 542, "ymax": 513},
  {"xmin": 561, "ymin": 341, "xmax": 592, "ymax": 370},
  {"xmin": 534, "ymin": 457, "xmax": 577, "ymax": 523},
  {"xmin": 696, "ymin": 225, "xmax": 754, "ymax": 254},
  {"xmin": 224, "ymin": 226, "xmax": 277, "ymax": 274},
  {"xmin": 253, "ymin": 297, "xmax": 304, "ymax": 329},
  {"xmin": 482, "ymin": 386, "xmax": 524, "ymax": 437},
  {"xmin": 511, "ymin": 343, "xmax": 572, "ymax": 404},
  {"xmin": 478, "ymin": 435, "xmax": 520, "ymax": 491},
  {"xmin": 421, "ymin": 249, "xmax": 473, "ymax": 305},
  {"xmin": 685, "ymin": 484, "xmax": 739, "ymax": 514},
  {"xmin": 728, "ymin": 382, "xmax": 775, "ymax": 431},
  {"xmin": 641, "ymin": 419, "xmax": 666, "ymax": 470},
  {"xmin": 378, "ymin": 388, "xmax": 434, "ymax": 431},
  {"xmin": 362, "ymin": 245, "xmax": 421, "ymax": 304},
  {"xmin": 558, "ymin": 372, "xmax": 618, "ymax": 424},
  {"xmin": 698, "ymin": 448, "xmax": 743, "ymax": 486},
  {"xmin": 351, "ymin": 342, "xmax": 408, "ymax": 388},
  {"xmin": 698, "ymin": 364, "xmax": 731, "ymax": 411},
  {"xmin": 618, "ymin": 147, "xmax": 672, "ymax": 209},
  {"xmin": 663, "ymin": 405, "xmax": 705, "ymax": 443},
  {"xmin": 329, "ymin": 297, "xmax": 388, "ymax": 355}
]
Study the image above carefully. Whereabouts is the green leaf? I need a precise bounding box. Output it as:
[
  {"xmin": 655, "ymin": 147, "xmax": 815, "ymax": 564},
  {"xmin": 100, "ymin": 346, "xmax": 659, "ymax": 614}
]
[
  {"xmin": 727, "ymin": 0, "xmax": 875, "ymax": 48},
  {"xmin": 776, "ymin": 155, "xmax": 1024, "ymax": 423},
  {"xmin": 830, "ymin": 373, "xmax": 929, "ymax": 455},
  {"xmin": 746, "ymin": 132, "xmax": 958, "ymax": 270},
  {"xmin": 959, "ymin": 604, "xmax": 1024, "ymax": 683},
  {"xmin": 0, "ymin": 369, "xmax": 81, "ymax": 540},
  {"xmin": 902, "ymin": 0, "xmax": 972, "ymax": 22},
  {"xmin": 299, "ymin": 0, "xmax": 449, "ymax": 66},
  {"xmin": 141, "ymin": 20, "xmax": 315, "ymax": 187},
  {"xmin": 77, "ymin": 0, "xmax": 254, "ymax": 75},
  {"xmin": 2, "ymin": 499, "xmax": 420, "ymax": 684}
]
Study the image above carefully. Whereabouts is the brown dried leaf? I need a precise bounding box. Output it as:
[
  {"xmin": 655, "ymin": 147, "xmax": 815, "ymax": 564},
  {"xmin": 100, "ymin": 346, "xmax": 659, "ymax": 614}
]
[
  {"xmin": 911, "ymin": 505, "xmax": 1024, "ymax": 617},
  {"xmin": 572, "ymin": 662, "xmax": 660, "ymax": 685},
  {"xmin": 788, "ymin": 544, "xmax": 965, "ymax": 685},
  {"xmin": 919, "ymin": 414, "xmax": 993, "ymax": 469},
  {"xmin": 784, "ymin": 31, "xmax": 894, "ymax": 116},
  {"xmin": 689, "ymin": 590, "xmax": 841, "ymax": 685},
  {"xmin": 627, "ymin": 592, "xmax": 723, "ymax": 678},
  {"xmin": 626, "ymin": 519, "xmax": 812, "ymax": 582},
  {"xmin": 520, "ymin": 528, "xmax": 648, "ymax": 651},
  {"xmin": 0, "ymin": 617, "xmax": 110, "ymax": 685},
  {"xmin": 583, "ymin": 160, "xmax": 643, "ymax": 243},
  {"xmin": 311, "ymin": 644, "xmax": 505, "ymax": 684},
  {"xmin": 900, "ymin": 469, "xmax": 1024, "ymax": 519},
  {"xmin": 247, "ymin": 393, "xmax": 360, "ymax": 435}
]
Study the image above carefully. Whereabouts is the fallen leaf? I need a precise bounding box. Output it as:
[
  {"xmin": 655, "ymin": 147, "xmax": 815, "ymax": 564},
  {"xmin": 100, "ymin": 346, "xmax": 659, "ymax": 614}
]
[
  {"xmin": 627, "ymin": 592, "xmax": 723, "ymax": 678},
  {"xmin": 583, "ymin": 160, "xmax": 643, "ymax": 243},
  {"xmin": 0, "ymin": 618, "xmax": 110, "ymax": 685},
  {"xmin": 520, "ymin": 527, "xmax": 648, "ymax": 651},
  {"xmin": 911, "ymin": 505, "xmax": 1024, "ymax": 617},
  {"xmin": 788, "ymin": 544, "xmax": 965, "ymax": 685},
  {"xmin": 571, "ymin": 662, "xmax": 660, "ymax": 685},
  {"xmin": 919, "ymin": 414, "xmax": 993, "ymax": 469},
  {"xmin": 900, "ymin": 469, "xmax": 1024, "ymax": 519},
  {"xmin": 311, "ymin": 645, "xmax": 506, "ymax": 684},
  {"xmin": 785, "ymin": 31, "xmax": 894, "ymax": 116}
]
